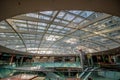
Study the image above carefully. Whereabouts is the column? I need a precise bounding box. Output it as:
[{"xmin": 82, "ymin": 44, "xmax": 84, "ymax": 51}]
[
  {"xmin": 20, "ymin": 56, "xmax": 24, "ymax": 65},
  {"xmin": 10, "ymin": 55, "xmax": 14, "ymax": 65}
]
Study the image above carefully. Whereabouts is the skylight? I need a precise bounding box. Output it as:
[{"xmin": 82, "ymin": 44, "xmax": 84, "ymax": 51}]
[
  {"xmin": 0, "ymin": 10, "xmax": 120, "ymax": 55},
  {"xmin": 65, "ymin": 38, "xmax": 78, "ymax": 44},
  {"xmin": 46, "ymin": 35, "xmax": 62, "ymax": 41}
]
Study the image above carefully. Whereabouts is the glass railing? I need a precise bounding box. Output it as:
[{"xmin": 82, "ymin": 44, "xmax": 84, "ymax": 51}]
[
  {"xmin": 23, "ymin": 62, "xmax": 81, "ymax": 68},
  {"xmin": 0, "ymin": 68, "xmax": 16, "ymax": 78},
  {"xmin": 0, "ymin": 62, "xmax": 81, "ymax": 79}
]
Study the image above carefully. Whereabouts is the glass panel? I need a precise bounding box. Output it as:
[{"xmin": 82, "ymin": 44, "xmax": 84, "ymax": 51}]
[
  {"xmin": 64, "ymin": 14, "xmax": 75, "ymax": 21},
  {"xmin": 80, "ymin": 11, "xmax": 93, "ymax": 18},
  {"xmin": 73, "ymin": 17, "xmax": 83, "ymax": 23},
  {"xmin": 69, "ymin": 10, "xmax": 81, "ymax": 14},
  {"xmin": 57, "ymin": 12, "xmax": 65, "ymax": 18},
  {"xmin": 40, "ymin": 11, "xmax": 53, "ymax": 15}
]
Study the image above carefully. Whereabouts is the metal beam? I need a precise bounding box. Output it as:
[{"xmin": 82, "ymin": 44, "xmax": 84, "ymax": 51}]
[
  {"xmin": 0, "ymin": 26, "xmax": 114, "ymax": 49},
  {"xmin": 1, "ymin": 36, "xmax": 109, "ymax": 50},
  {"xmin": 1, "ymin": 25, "xmax": 120, "ymax": 44},
  {"xmin": 0, "ymin": 15, "xmax": 110, "ymax": 51},
  {"xmin": 75, "ymin": 43, "xmax": 99, "ymax": 51},
  {"xmin": 2, "ymin": 15, "xmax": 118, "ymax": 54},
  {"xmin": 0, "ymin": 28, "xmax": 64, "ymax": 36},
  {"xmin": 12, "ymin": 14, "xmax": 111, "ymax": 30},
  {"xmin": 36, "ymin": 11, "xmax": 60, "ymax": 53},
  {"xmin": 5, "ymin": 19, "xmax": 28, "ymax": 52},
  {"xmin": 46, "ymin": 14, "xmax": 112, "ymax": 50},
  {"xmin": 82, "ymin": 28, "xmax": 120, "ymax": 44},
  {"xmin": 12, "ymin": 15, "xmax": 66, "ymax": 27},
  {"xmin": 82, "ymin": 26, "xmax": 120, "ymax": 38}
]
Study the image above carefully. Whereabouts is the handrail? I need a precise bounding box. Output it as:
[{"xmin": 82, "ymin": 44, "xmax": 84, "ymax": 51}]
[
  {"xmin": 79, "ymin": 67, "xmax": 89, "ymax": 78},
  {"xmin": 83, "ymin": 67, "xmax": 97, "ymax": 80}
]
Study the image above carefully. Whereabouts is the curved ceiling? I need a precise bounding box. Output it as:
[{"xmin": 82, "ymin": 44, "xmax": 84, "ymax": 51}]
[
  {"xmin": 0, "ymin": 10, "xmax": 120, "ymax": 55},
  {"xmin": 0, "ymin": 0, "xmax": 120, "ymax": 55}
]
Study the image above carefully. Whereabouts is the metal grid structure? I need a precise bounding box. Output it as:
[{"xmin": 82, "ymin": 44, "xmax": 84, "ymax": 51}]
[{"xmin": 0, "ymin": 10, "xmax": 120, "ymax": 55}]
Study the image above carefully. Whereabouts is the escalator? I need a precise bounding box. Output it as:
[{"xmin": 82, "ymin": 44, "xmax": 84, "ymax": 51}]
[
  {"xmin": 0, "ymin": 64, "xmax": 16, "ymax": 78},
  {"xmin": 0, "ymin": 68, "xmax": 17, "ymax": 79},
  {"xmin": 45, "ymin": 72, "xmax": 65, "ymax": 80},
  {"xmin": 79, "ymin": 67, "xmax": 97, "ymax": 80},
  {"xmin": 79, "ymin": 67, "xmax": 89, "ymax": 78},
  {"xmin": 3, "ymin": 65, "xmax": 65, "ymax": 80}
]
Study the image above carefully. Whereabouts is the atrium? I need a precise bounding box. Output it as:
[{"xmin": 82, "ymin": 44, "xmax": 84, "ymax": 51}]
[{"xmin": 0, "ymin": 0, "xmax": 120, "ymax": 80}]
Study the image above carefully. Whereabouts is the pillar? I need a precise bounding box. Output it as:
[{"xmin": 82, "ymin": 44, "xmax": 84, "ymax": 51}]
[
  {"xmin": 10, "ymin": 55, "xmax": 14, "ymax": 65},
  {"xmin": 20, "ymin": 56, "xmax": 24, "ymax": 65}
]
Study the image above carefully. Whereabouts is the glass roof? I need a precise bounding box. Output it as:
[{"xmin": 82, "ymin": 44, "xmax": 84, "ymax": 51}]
[{"xmin": 0, "ymin": 10, "xmax": 120, "ymax": 55}]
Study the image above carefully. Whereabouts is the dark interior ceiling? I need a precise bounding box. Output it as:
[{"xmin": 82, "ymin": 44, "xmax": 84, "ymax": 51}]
[{"xmin": 0, "ymin": 0, "xmax": 120, "ymax": 21}]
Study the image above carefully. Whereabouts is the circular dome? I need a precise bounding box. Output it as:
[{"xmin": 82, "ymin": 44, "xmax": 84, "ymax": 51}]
[{"xmin": 0, "ymin": 10, "xmax": 120, "ymax": 55}]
